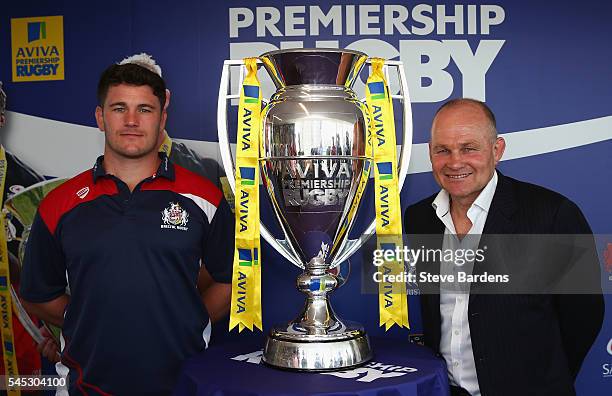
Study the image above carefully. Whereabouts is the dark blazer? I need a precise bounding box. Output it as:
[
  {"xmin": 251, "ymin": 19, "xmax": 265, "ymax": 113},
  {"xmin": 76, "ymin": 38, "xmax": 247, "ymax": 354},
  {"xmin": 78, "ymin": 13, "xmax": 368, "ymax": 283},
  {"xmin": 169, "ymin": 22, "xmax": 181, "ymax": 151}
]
[{"xmin": 404, "ymin": 172, "xmax": 604, "ymax": 396}]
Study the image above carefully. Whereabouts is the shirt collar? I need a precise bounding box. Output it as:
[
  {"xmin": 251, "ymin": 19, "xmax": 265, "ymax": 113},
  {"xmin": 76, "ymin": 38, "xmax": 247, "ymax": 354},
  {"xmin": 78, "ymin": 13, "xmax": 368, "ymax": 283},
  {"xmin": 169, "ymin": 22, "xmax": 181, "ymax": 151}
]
[
  {"xmin": 431, "ymin": 170, "xmax": 498, "ymax": 217},
  {"xmin": 432, "ymin": 188, "xmax": 451, "ymax": 218},
  {"xmin": 472, "ymin": 170, "xmax": 497, "ymax": 213},
  {"xmin": 92, "ymin": 152, "xmax": 175, "ymax": 183},
  {"xmin": 92, "ymin": 155, "xmax": 107, "ymax": 182}
]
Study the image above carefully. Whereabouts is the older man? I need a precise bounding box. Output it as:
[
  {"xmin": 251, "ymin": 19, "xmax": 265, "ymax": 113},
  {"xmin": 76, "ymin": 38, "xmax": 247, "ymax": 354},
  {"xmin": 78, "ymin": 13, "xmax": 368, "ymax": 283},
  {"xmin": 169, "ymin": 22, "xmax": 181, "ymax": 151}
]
[{"xmin": 404, "ymin": 98, "xmax": 604, "ymax": 396}]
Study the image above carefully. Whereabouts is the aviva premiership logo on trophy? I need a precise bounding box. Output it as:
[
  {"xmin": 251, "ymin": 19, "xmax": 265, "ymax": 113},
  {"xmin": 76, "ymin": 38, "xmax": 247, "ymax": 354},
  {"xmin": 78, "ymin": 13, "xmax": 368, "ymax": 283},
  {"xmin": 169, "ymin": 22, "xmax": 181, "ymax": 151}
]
[
  {"xmin": 10, "ymin": 15, "xmax": 65, "ymax": 82},
  {"xmin": 161, "ymin": 202, "xmax": 189, "ymax": 231},
  {"xmin": 279, "ymin": 161, "xmax": 352, "ymax": 207}
]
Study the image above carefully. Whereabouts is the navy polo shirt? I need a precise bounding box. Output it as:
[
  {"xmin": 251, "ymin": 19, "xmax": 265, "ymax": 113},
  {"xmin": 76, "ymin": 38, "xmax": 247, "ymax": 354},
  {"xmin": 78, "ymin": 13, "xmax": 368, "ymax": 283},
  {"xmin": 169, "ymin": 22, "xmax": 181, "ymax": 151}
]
[{"xmin": 21, "ymin": 154, "xmax": 234, "ymax": 395}]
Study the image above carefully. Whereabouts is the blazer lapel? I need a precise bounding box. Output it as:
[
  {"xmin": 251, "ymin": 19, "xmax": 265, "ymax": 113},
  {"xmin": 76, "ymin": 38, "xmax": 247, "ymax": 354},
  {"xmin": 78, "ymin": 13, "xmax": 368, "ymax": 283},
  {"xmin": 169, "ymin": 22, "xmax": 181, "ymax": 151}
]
[
  {"xmin": 417, "ymin": 203, "xmax": 445, "ymax": 352},
  {"xmin": 471, "ymin": 172, "xmax": 518, "ymax": 302},
  {"xmin": 482, "ymin": 172, "xmax": 518, "ymax": 235}
]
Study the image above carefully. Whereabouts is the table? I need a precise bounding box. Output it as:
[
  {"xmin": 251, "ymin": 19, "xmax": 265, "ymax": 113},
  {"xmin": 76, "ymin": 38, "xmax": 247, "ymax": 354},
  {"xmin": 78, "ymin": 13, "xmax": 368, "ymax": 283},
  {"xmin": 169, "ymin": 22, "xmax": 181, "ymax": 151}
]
[{"xmin": 174, "ymin": 337, "xmax": 450, "ymax": 396}]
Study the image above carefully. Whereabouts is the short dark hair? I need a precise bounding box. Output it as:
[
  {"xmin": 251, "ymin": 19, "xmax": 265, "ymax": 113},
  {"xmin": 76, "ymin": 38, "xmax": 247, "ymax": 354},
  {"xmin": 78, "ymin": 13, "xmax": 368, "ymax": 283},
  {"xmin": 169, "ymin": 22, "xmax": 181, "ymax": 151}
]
[
  {"xmin": 0, "ymin": 82, "xmax": 6, "ymax": 115},
  {"xmin": 435, "ymin": 98, "xmax": 497, "ymax": 139},
  {"xmin": 97, "ymin": 63, "xmax": 166, "ymax": 108}
]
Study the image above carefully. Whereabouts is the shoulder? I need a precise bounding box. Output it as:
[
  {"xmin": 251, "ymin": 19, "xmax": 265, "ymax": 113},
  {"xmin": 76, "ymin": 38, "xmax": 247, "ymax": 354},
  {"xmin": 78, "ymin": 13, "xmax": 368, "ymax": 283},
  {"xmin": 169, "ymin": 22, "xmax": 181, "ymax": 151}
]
[
  {"xmin": 159, "ymin": 164, "xmax": 228, "ymax": 224},
  {"xmin": 501, "ymin": 174, "xmax": 581, "ymax": 216},
  {"xmin": 503, "ymin": 175, "xmax": 567, "ymax": 205},
  {"xmin": 404, "ymin": 192, "xmax": 438, "ymax": 234},
  {"xmin": 405, "ymin": 193, "xmax": 437, "ymax": 217},
  {"xmin": 171, "ymin": 164, "xmax": 224, "ymax": 208},
  {"xmin": 38, "ymin": 169, "xmax": 100, "ymax": 233},
  {"xmin": 497, "ymin": 173, "xmax": 590, "ymax": 233}
]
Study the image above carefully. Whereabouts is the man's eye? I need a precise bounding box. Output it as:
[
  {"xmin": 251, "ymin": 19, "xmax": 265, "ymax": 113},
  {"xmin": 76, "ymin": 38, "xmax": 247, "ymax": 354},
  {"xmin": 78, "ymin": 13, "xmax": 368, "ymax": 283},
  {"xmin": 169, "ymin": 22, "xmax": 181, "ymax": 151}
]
[
  {"xmin": 463, "ymin": 147, "xmax": 477, "ymax": 152},
  {"xmin": 139, "ymin": 108, "xmax": 152, "ymax": 113},
  {"xmin": 435, "ymin": 149, "xmax": 448, "ymax": 154},
  {"xmin": 112, "ymin": 107, "xmax": 125, "ymax": 113}
]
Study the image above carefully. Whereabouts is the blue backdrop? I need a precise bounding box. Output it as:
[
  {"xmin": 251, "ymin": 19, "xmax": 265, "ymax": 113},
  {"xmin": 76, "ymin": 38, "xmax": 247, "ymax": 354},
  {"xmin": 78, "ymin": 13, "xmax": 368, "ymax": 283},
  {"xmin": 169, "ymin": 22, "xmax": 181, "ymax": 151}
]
[{"xmin": 1, "ymin": 1, "xmax": 610, "ymax": 394}]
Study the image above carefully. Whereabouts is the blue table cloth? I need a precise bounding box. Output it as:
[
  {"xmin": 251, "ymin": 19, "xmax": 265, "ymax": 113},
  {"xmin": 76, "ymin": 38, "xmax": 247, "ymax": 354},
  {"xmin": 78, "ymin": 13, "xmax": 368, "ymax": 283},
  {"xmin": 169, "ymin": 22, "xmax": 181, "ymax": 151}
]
[{"xmin": 174, "ymin": 337, "xmax": 450, "ymax": 396}]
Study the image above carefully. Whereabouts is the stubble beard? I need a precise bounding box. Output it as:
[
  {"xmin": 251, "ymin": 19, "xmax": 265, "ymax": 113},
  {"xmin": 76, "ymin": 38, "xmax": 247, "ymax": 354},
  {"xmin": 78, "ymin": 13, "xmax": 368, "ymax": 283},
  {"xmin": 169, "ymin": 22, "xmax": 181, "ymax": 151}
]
[{"xmin": 104, "ymin": 121, "xmax": 161, "ymax": 160}]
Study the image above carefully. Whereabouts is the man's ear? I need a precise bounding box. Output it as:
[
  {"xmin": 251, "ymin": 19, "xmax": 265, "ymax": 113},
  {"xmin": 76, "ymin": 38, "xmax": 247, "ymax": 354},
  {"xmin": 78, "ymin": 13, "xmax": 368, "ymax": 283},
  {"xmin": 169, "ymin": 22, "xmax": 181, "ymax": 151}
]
[
  {"xmin": 95, "ymin": 106, "xmax": 105, "ymax": 132},
  {"xmin": 493, "ymin": 137, "xmax": 506, "ymax": 164},
  {"xmin": 164, "ymin": 89, "xmax": 171, "ymax": 112},
  {"xmin": 160, "ymin": 108, "xmax": 168, "ymax": 133}
]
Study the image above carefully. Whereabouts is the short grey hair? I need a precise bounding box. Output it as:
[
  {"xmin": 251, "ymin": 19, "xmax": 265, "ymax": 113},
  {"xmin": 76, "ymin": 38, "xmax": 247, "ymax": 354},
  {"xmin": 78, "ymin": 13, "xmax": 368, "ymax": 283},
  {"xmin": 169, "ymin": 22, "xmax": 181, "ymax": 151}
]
[{"xmin": 434, "ymin": 98, "xmax": 498, "ymax": 141}]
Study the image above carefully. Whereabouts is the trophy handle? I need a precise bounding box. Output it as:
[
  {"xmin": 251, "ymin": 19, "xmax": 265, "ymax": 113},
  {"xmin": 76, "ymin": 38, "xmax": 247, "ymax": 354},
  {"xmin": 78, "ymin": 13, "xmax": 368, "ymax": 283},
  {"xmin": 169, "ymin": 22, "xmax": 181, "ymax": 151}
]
[
  {"xmin": 330, "ymin": 60, "xmax": 413, "ymax": 268},
  {"xmin": 217, "ymin": 60, "xmax": 303, "ymax": 268},
  {"xmin": 11, "ymin": 287, "xmax": 61, "ymax": 359},
  {"xmin": 10, "ymin": 286, "xmax": 43, "ymax": 343}
]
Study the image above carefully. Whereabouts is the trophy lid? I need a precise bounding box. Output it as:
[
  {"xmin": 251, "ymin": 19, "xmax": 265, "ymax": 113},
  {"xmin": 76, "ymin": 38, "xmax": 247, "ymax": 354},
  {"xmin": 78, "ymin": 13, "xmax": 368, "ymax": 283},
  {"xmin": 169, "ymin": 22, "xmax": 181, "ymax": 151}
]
[{"xmin": 260, "ymin": 48, "xmax": 368, "ymax": 89}]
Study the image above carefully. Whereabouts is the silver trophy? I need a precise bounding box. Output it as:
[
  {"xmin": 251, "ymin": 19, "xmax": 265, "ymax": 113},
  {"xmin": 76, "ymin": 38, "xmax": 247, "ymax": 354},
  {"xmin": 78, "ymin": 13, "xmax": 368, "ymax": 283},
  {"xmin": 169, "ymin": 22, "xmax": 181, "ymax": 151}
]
[{"xmin": 218, "ymin": 48, "xmax": 413, "ymax": 370}]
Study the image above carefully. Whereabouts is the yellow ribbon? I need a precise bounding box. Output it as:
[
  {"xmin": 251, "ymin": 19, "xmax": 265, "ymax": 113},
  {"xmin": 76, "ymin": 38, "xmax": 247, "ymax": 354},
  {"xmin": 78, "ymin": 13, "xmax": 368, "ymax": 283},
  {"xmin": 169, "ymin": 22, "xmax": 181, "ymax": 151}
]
[
  {"xmin": 229, "ymin": 58, "xmax": 262, "ymax": 332},
  {"xmin": 0, "ymin": 146, "xmax": 21, "ymax": 395},
  {"xmin": 365, "ymin": 59, "xmax": 409, "ymax": 330},
  {"xmin": 158, "ymin": 130, "xmax": 173, "ymax": 157}
]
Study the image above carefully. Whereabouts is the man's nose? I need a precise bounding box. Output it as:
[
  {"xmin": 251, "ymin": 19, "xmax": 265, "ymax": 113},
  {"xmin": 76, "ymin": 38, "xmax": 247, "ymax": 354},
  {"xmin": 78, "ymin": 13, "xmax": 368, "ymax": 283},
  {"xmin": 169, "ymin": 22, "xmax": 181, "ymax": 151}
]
[
  {"xmin": 124, "ymin": 110, "xmax": 139, "ymax": 127},
  {"xmin": 447, "ymin": 151, "xmax": 464, "ymax": 168}
]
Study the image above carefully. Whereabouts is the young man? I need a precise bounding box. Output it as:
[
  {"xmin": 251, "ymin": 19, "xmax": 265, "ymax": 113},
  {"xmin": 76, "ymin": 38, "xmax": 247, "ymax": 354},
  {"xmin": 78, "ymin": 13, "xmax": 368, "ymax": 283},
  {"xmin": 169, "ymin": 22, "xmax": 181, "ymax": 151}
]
[
  {"xmin": 404, "ymin": 98, "xmax": 604, "ymax": 396},
  {"xmin": 20, "ymin": 61, "xmax": 233, "ymax": 395}
]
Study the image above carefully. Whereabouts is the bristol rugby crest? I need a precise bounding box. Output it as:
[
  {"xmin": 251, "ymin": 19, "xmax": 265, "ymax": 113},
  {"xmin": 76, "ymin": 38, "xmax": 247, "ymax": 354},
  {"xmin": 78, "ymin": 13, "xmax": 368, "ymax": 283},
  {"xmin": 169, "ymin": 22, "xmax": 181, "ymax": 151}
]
[{"xmin": 161, "ymin": 202, "xmax": 189, "ymax": 231}]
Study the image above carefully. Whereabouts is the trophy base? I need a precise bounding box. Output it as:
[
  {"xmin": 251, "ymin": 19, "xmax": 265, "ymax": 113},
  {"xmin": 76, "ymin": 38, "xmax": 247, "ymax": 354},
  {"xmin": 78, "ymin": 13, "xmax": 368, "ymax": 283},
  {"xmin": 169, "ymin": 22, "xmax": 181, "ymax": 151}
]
[{"xmin": 262, "ymin": 323, "xmax": 372, "ymax": 371}]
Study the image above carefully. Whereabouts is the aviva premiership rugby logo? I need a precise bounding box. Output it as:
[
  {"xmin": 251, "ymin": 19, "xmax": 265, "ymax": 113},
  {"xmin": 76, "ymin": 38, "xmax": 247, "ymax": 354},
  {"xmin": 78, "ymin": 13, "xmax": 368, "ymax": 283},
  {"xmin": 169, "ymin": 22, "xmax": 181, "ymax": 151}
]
[{"xmin": 161, "ymin": 202, "xmax": 189, "ymax": 231}]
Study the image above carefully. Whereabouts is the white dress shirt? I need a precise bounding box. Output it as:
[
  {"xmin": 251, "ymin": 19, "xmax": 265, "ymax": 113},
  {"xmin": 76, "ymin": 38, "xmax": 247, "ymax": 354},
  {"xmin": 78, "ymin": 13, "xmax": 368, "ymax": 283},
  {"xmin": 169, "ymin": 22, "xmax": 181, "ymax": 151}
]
[{"xmin": 432, "ymin": 171, "xmax": 498, "ymax": 396}]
